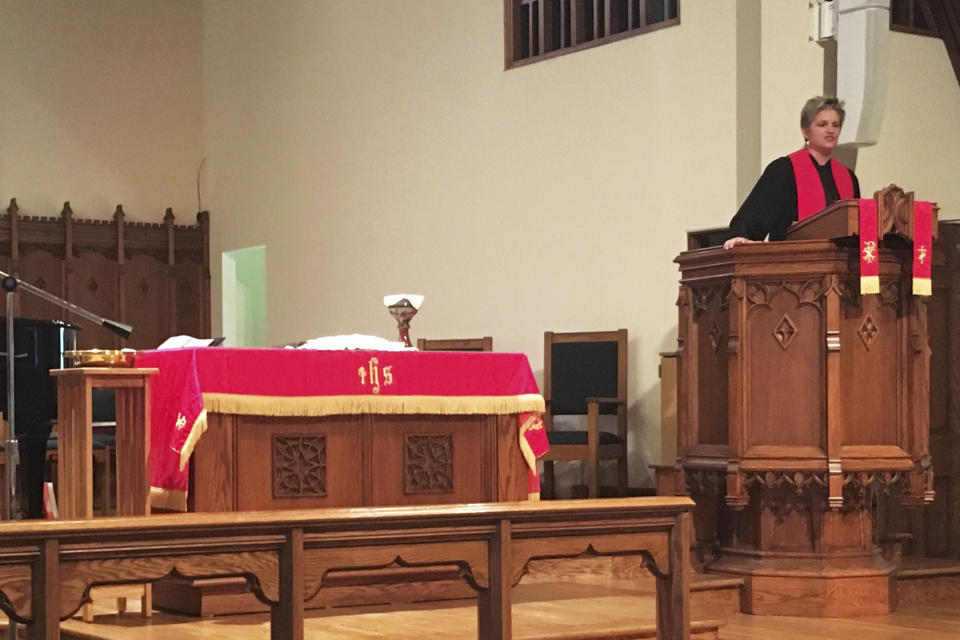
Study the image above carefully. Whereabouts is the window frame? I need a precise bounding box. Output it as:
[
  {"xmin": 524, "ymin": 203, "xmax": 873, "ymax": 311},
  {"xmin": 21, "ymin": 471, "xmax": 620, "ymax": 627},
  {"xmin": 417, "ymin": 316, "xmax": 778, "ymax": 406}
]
[
  {"xmin": 504, "ymin": 0, "xmax": 680, "ymax": 70},
  {"xmin": 889, "ymin": 0, "xmax": 938, "ymax": 38}
]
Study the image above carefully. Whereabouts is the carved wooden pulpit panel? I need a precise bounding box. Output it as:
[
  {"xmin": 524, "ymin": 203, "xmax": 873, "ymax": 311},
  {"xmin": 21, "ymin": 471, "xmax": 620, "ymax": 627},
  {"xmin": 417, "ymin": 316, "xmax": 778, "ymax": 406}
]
[{"xmin": 674, "ymin": 190, "xmax": 938, "ymax": 617}]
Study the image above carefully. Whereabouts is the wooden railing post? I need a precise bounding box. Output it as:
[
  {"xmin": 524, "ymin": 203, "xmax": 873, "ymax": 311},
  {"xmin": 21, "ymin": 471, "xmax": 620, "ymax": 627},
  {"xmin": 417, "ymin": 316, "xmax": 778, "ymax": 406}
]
[
  {"xmin": 477, "ymin": 519, "xmax": 511, "ymax": 639},
  {"xmin": 0, "ymin": 499, "xmax": 694, "ymax": 639},
  {"xmin": 271, "ymin": 527, "xmax": 304, "ymax": 640},
  {"xmin": 33, "ymin": 538, "xmax": 60, "ymax": 640},
  {"xmin": 656, "ymin": 511, "xmax": 691, "ymax": 640}
]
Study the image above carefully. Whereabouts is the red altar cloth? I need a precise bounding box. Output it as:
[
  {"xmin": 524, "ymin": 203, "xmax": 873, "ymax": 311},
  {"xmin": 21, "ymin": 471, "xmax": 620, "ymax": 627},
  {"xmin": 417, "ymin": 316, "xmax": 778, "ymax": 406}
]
[{"xmin": 135, "ymin": 348, "xmax": 548, "ymax": 510}]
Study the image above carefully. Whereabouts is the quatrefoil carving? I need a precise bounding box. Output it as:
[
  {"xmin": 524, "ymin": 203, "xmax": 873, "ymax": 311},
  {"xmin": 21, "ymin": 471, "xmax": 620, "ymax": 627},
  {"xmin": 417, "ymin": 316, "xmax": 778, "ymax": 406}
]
[
  {"xmin": 858, "ymin": 314, "xmax": 880, "ymax": 350},
  {"xmin": 773, "ymin": 314, "xmax": 798, "ymax": 350}
]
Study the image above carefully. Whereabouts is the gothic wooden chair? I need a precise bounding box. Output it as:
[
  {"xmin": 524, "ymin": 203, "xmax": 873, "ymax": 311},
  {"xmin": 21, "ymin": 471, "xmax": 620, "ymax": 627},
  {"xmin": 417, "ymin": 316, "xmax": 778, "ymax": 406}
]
[
  {"xmin": 541, "ymin": 329, "xmax": 628, "ymax": 499},
  {"xmin": 416, "ymin": 336, "xmax": 493, "ymax": 352}
]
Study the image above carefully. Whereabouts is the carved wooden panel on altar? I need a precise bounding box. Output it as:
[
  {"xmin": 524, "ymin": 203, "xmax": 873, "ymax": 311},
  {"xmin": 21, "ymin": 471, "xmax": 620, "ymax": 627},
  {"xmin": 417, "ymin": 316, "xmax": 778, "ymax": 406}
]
[
  {"xmin": 0, "ymin": 199, "xmax": 210, "ymax": 349},
  {"xmin": 191, "ymin": 412, "xmax": 526, "ymax": 513}
]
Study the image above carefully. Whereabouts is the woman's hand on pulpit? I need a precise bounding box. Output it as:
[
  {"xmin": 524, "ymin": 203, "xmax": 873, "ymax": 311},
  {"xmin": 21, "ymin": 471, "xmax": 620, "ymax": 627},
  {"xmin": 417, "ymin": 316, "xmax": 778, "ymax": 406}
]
[{"xmin": 723, "ymin": 236, "xmax": 757, "ymax": 250}]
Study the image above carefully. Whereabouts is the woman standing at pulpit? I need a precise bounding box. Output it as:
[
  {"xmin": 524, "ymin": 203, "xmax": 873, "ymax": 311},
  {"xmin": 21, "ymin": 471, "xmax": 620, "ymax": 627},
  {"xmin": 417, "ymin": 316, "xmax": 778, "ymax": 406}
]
[{"xmin": 724, "ymin": 96, "xmax": 861, "ymax": 249}]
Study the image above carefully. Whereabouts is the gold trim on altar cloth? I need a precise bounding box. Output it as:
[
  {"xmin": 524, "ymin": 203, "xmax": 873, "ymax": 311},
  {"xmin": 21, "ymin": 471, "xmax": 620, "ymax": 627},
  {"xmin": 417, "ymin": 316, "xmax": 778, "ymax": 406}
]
[
  {"xmin": 149, "ymin": 486, "xmax": 187, "ymax": 511},
  {"xmin": 200, "ymin": 393, "xmax": 546, "ymax": 418}
]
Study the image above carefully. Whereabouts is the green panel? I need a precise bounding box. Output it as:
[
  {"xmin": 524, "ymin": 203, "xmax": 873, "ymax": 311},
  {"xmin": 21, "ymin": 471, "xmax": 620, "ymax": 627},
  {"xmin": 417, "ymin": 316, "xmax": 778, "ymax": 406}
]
[{"xmin": 222, "ymin": 245, "xmax": 266, "ymax": 347}]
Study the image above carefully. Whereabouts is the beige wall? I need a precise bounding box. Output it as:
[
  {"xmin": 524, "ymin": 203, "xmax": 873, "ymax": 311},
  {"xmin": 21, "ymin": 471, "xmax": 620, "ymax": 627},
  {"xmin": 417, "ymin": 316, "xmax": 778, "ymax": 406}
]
[
  {"xmin": 3, "ymin": 1, "xmax": 958, "ymax": 489},
  {"xmin": 0, "ymin": 0, "xmax": 203, "ymax": 220},
  {"xmin": 759, "ymin": 0, "xmax": 825, "ymax": 168},
  {"xmin": 856, "ymin": 32, "xmax": 960, "ymax": 214},
  {"xmin": 201, "ymin": 0, "xmax": 960, "ymax": 487},
  {"xmin": 756, "ymin": 3, "xmax": 960, "ymax": 217},
  {"xmin": 202, "ymin": 0, "xmax": 742, "ymax": 486}
]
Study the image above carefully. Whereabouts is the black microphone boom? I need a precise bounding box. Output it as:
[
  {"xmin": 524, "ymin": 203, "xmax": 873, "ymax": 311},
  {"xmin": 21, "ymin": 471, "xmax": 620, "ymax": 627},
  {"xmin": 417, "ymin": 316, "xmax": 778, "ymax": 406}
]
[{"xmin": 102, "ymin": 319, "xmax": 133, "ymax": 339}]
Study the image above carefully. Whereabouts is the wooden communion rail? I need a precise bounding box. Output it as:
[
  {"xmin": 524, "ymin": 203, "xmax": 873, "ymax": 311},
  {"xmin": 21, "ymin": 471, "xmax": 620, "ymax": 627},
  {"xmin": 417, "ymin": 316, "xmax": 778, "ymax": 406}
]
[{"xmin": 0, "ymin": 497, "xmax": 693, "ymax": 640}]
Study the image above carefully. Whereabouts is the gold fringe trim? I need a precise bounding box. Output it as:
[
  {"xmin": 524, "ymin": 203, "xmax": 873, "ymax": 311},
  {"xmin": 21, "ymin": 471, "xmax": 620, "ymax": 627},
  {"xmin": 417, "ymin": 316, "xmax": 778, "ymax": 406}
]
[
  {"xmin": 913, "ymin": 277, "xmax": 932, "ymax": 296},
  {"xmin": 179, "ymin": 409, "xmax": 209, "ymax": 471},
  {"xmin": 201, "ymin": 393, "xmax": 545, "ymax": 417},
  {"xmin": 150, "ymin": 486, "xmax": 187, "ymax": 511},
  {"xmin": 860, "ymin": 275, "xmax": 880, "ymax": 295},
  {"xmin": 518, "ymin": 414, "xmax": 542, "ymax": 477},
  {"xmin": 519, "ymin": 415, "xmax": 546, "ymax": 502}
]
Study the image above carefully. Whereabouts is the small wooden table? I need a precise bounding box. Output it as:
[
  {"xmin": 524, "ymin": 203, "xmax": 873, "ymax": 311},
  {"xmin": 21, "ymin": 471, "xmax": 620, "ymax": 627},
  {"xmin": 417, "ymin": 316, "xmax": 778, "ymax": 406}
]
[{"xmin": 51, "ymin": 367, "xmax": 157, "ymax": 519}]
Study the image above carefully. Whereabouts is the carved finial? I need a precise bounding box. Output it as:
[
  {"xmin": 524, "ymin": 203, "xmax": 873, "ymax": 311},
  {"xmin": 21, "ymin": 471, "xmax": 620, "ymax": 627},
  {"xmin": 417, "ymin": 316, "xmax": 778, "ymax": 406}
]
[
  {"xmin": 197, "ymin": 210, "xmax": 209, "ymax": 225},
  {"xmin": 113, "ymin": 204, "xmax": 125, "ymax": 221},
  {"xmin": 61, "ymin": 201, "xmax": 74, "ymax": 218},
  {"xmin": 873, "ymin": 184, "xmax": 914, "ymax": 238},
  {"xmin": 7, "ymin": 198, "xmax": 18, "ymax": 216},
  {"xmin": 163, "ymin": 207, "xmax": 175, "ymax": 223}
]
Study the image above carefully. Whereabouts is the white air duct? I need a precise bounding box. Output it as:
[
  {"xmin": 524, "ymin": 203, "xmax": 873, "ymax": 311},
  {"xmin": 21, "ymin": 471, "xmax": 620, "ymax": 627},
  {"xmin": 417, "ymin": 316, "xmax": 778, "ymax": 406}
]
[{"xmin": 835, "ymin": 0, "xmax": 891, "ymax": 147}]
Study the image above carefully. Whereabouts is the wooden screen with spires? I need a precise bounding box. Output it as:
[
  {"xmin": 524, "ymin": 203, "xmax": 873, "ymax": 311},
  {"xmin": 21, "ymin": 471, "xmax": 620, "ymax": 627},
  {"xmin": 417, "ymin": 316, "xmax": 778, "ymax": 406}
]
[{"xmin": 0, "ymin": 198, "xmax": 210, "ymax": 350}]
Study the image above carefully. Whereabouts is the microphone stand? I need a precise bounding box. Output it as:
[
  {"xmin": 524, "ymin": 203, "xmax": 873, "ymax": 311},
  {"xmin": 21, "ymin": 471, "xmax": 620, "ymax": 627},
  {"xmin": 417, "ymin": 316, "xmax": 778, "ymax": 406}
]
[{"xmin": 2, "ymin": 271, "xmax": 131, "ymax": 640}]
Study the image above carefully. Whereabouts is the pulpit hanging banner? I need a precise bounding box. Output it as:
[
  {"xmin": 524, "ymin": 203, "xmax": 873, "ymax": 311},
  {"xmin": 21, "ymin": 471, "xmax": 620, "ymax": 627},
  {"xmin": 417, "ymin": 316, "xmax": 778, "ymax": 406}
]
[
  {"xmin": 858, "ymin": 198, "xmax": 934, "ymax": 296},
  {"xmin": 859, "ymin": 198, "xmax": 880, "ymax": 294},
  {"xmin": 913, "ymin": 201, "xmax": 933, "ymax": 295}
]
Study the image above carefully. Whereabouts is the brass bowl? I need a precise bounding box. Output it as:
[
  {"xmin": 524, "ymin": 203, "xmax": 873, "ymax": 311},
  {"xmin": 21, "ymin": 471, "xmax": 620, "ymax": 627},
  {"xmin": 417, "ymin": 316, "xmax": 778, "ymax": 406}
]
[{"xmin": 65, "ymin": 349, "xmax": 137, "ymax": 368}]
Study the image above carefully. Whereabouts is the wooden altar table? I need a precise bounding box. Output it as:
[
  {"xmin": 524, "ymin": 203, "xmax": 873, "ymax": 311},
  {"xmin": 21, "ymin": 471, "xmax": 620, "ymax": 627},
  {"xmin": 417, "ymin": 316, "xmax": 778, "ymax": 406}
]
[{"xmin": 134, "ymin": 348, "xmax": 547, "ymax": 513}]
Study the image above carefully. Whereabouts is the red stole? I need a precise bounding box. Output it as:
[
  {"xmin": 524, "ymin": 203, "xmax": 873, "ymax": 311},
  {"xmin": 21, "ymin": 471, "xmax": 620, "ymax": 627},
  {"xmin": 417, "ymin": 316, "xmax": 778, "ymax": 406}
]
[
  {"xmin": 788, "ymin": 149, "xmax": 855, "ymax": 221},
  {"xmin": 913, "ymin": 201, "xmax": 933, "ymax": 296},
  {"xmin": 858, "ymin": 199, "xmax": 934, "ymax": 297},
  {"xmin": 858, "ymin": 199, "xmax": 880, "ymax": 294}
]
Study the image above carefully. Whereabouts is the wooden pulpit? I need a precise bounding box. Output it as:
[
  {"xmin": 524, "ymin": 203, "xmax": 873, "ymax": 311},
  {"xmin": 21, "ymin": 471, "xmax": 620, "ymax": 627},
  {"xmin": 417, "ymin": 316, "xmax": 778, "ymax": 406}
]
[{"xmin": 673, "ymin": 186, "xmax": 938, "ymax": 616}]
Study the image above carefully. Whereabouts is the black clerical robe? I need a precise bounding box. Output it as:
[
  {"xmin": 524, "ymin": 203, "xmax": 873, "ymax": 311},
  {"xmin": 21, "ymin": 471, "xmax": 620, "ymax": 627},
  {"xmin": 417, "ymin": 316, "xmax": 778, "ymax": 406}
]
[{"xmin": 729, "ymin": 153, "xmax": 861, "ymax": 241}]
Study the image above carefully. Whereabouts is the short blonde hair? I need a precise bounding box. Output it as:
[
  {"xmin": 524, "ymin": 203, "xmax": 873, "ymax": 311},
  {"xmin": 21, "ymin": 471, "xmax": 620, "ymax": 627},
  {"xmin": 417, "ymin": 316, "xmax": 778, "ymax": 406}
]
[{"xmin": 800, "ymin": 96, "xmax": 846, "ymax": 129}]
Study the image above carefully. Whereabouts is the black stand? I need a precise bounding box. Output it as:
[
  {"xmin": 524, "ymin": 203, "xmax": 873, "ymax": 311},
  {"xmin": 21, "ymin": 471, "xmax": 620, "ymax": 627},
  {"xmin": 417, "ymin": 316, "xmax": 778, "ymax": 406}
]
[
  {"xmin": 2, "ymin": 272, "xmax": 131, "ymax": 640},
  {"xmin": 1, "ymin": 271, "xmax": 132, "ymax": 519},
  {"xmin": 2, "ymin": 277, "xmax": 18, "ymax": 522}
]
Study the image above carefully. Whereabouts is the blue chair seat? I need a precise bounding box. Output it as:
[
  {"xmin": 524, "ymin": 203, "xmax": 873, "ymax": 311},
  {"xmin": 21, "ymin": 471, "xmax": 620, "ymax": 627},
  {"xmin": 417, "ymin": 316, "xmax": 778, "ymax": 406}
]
[
  {"xmin": 45, "ymin": 433, "xmax": 116, "ymax": 451},
  {"xmin": 546, "ymin": 430, "xmax": 625, "ymax": 446},
  {"xmin": 93, "ymin": 433, "xmax": 116, "ymax": 449}
]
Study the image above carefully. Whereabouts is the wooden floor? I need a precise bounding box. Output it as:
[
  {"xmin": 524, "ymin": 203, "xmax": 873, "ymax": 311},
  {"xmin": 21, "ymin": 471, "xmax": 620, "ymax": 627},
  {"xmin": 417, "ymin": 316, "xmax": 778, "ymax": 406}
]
[
  {"xmin": 719, "ymin": 604, "xmax": 960, "ymax": 640},
  {"xmin": 9, "ymin": 579, "xmax": 665, "ymax": 640},
  {"xmin": 4, "ymin": 576, "xmax": 960, "ymax": 640}
]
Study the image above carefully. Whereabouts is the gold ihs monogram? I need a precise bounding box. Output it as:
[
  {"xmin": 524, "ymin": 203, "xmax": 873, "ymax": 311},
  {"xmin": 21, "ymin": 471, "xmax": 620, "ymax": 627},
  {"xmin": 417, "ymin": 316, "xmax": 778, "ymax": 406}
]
[{"xmin": 358, "ymin": 357, "xmax": 393, "ymax": 394}]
